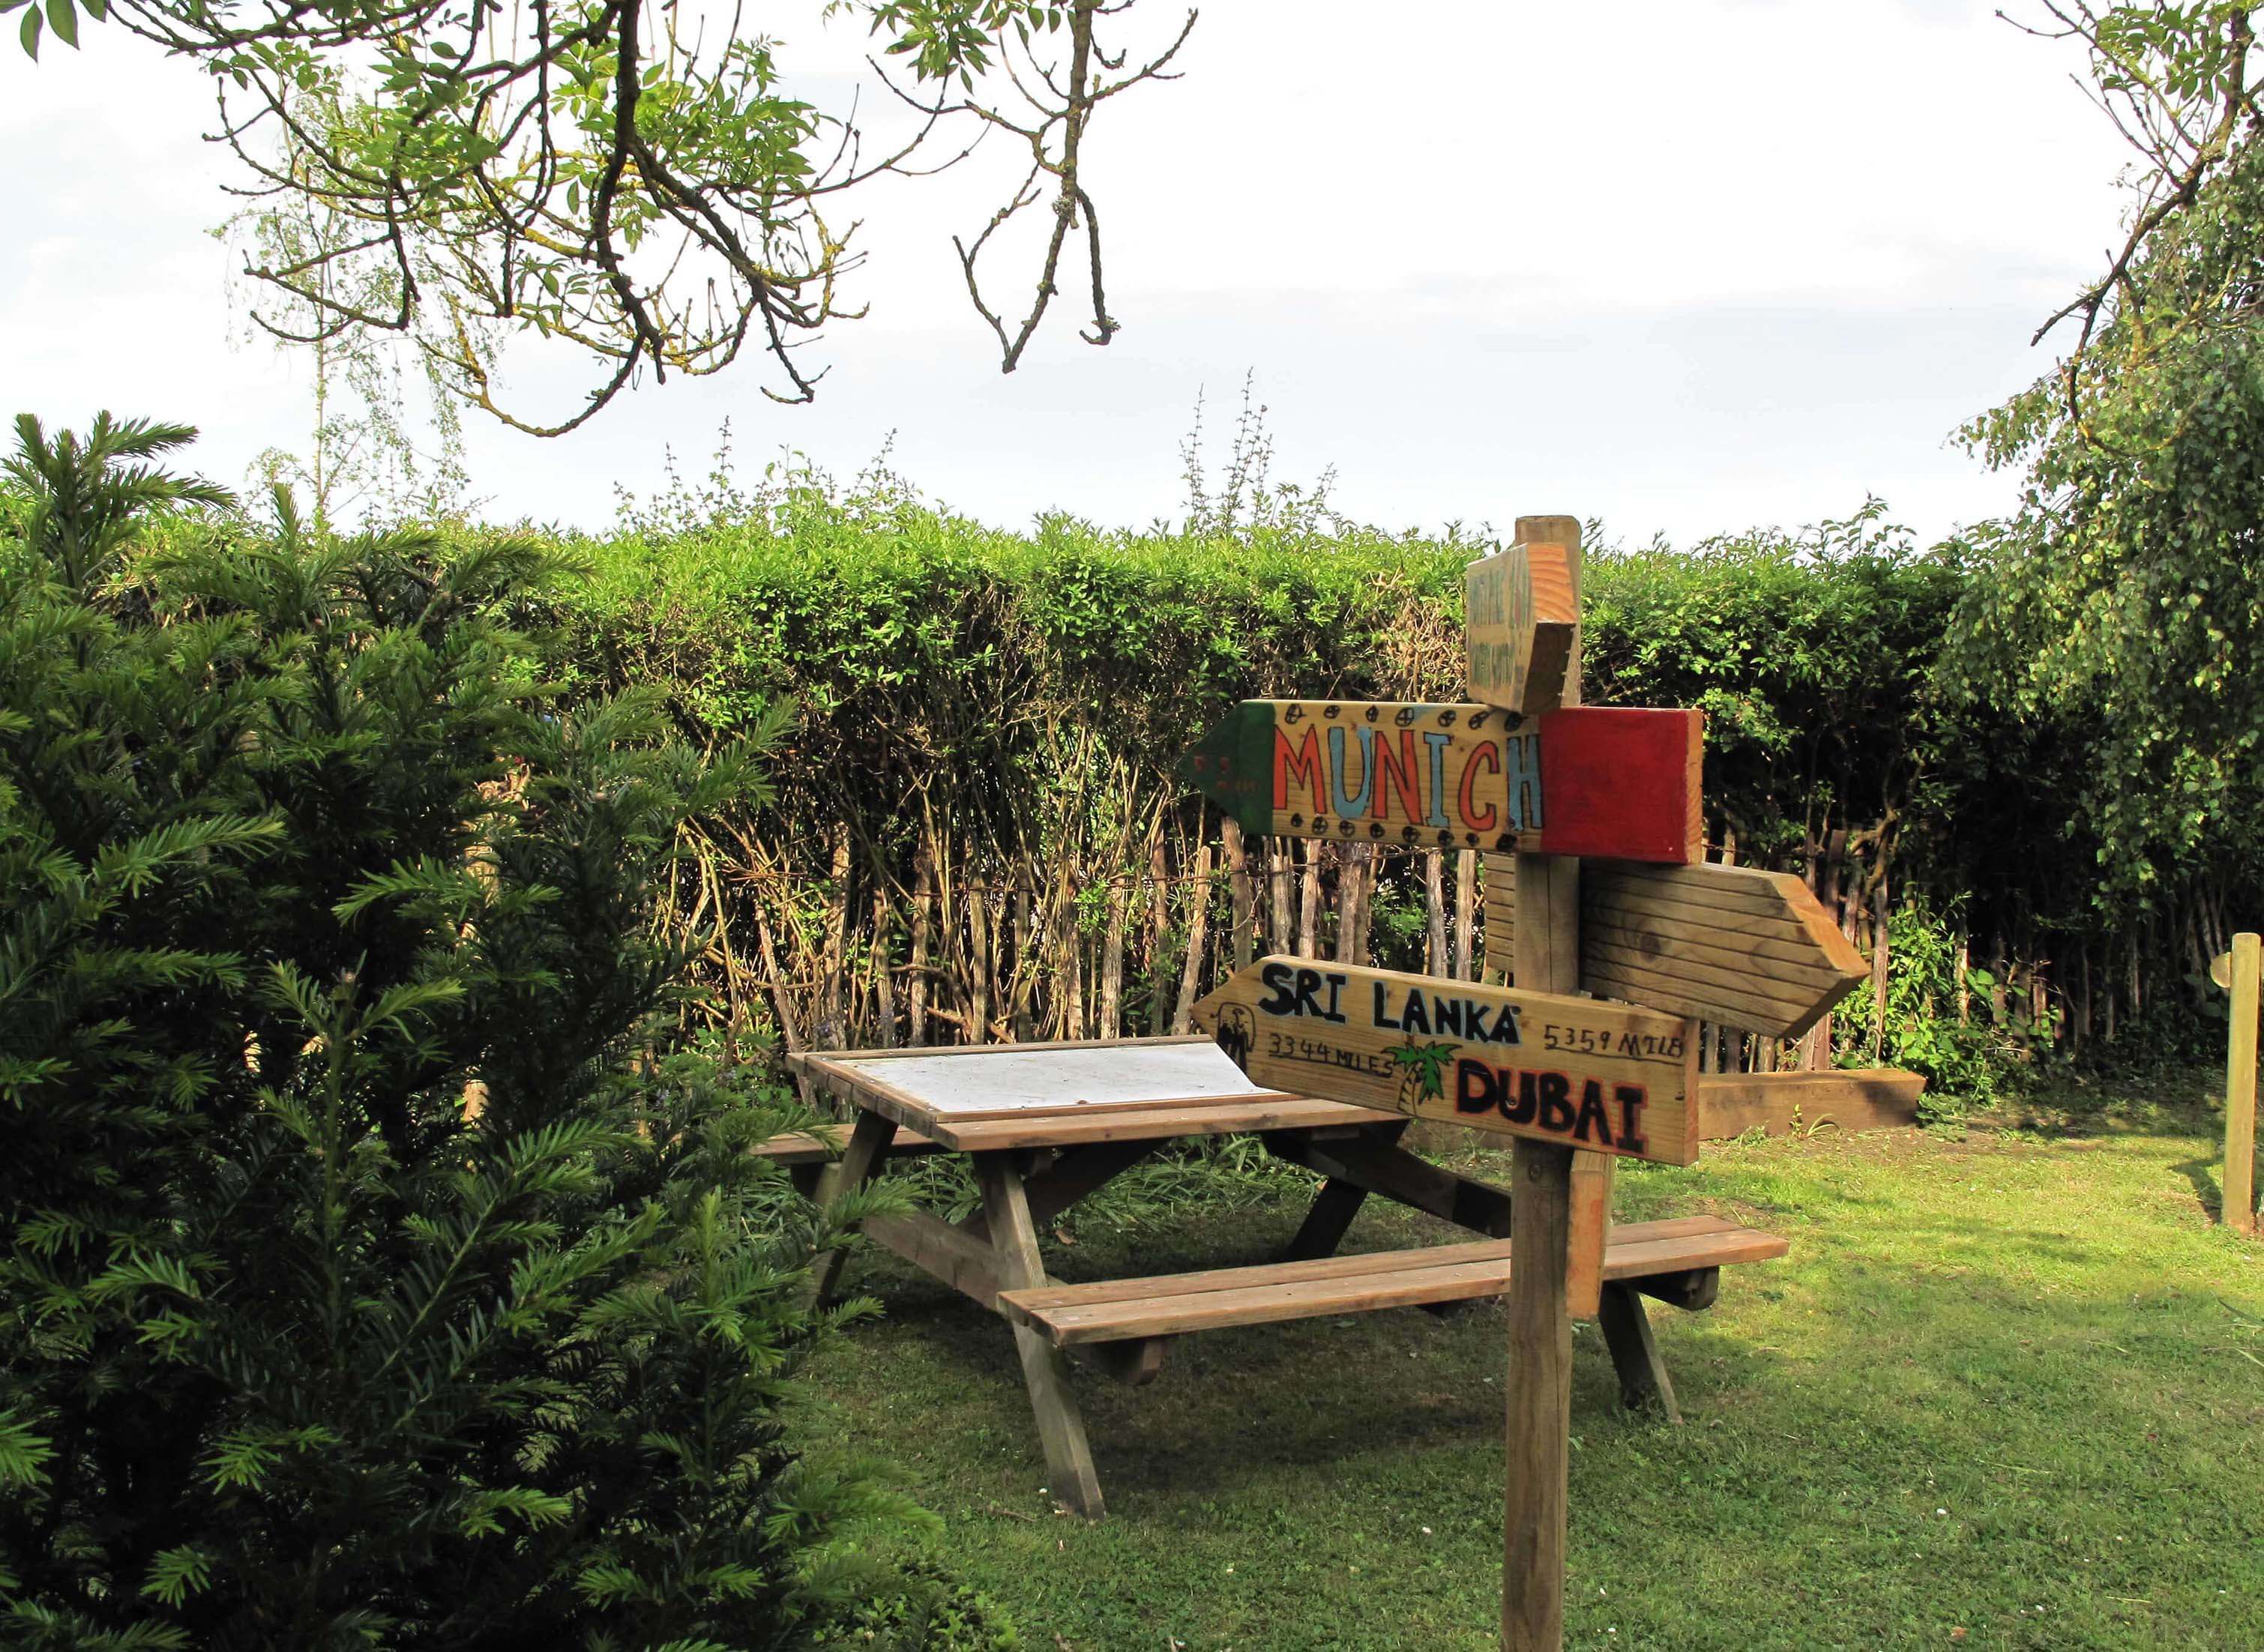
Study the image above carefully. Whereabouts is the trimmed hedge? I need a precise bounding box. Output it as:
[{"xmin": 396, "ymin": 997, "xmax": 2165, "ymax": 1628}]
[{"xmin": 536, "ymin": 487, "xmax": 2254, "ymax": 1076}]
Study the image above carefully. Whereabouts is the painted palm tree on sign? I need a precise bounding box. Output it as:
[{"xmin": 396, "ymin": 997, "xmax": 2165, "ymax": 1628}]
[{"xmin": 1388, "ymin": 1039, "xmax": 1460, "ymax": 1112}]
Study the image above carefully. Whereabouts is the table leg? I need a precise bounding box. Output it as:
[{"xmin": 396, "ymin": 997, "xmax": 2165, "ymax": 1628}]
[
  {"xmin": 1277, "ymin": 1121, "xmax": 1409, "ymax": 1261},
  {"xmin": 963, "ymin": 1138, "xmax": 1160, "ymax": 1243},
  {"xmin": 1283, "ymin": 1176, "xmax": 1372, "ymax": 1261},
  {"xmin": 1597, "ymin": 1281, "xmax": 1681, "ymax": 1423},
  {"xmin": 805, "ymin": 1108, "xmax": 897, "ymax": 1310},
  {"xmin": 976, "ymin": 1153, "xmax": 1105, "ymax": 1520}
]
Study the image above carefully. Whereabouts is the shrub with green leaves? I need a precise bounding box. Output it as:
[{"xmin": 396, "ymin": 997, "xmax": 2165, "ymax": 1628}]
[
  {"xmin": 1867, "ymin": 896, "xmax": 2047, "ymax": 1116},
  {"xmin": 0, "ymin": 414, "xmax": 930, "ymax": 1649}
]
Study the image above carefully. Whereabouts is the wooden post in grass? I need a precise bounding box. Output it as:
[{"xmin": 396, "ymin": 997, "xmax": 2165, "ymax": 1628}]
[
  {"xmin": 1503, "ymin": 1130, "xmax": 1574, "ymax": 1648},
  {"xmin": 1496, "ymin": 515, "xmax": 1583, "ymax": 1651},
  {"xmin": 2217, "ymin": 933, "xmax": 2260, "ymax": 1237}
]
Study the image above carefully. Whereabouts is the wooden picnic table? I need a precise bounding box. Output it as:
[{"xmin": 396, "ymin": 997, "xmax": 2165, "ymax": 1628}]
[{"xmin": 785, "ymin": 1034, "xmax": 1785, "ymax": 1520}]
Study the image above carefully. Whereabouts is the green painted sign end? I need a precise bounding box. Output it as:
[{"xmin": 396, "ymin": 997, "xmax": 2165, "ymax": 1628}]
[{"xmin": 1181, "ymin": 701, "xmax": 1277, "ymax": 835}]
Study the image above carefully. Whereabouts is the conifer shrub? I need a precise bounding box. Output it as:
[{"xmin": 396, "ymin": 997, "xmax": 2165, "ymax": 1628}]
[{"xmin": 0, "ymin": 415, "xmax": 931, "ymax": 1649}]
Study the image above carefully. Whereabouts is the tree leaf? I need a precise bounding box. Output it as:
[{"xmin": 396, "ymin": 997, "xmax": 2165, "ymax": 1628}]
[
  {"xmin": 44, "ymin": 0, "xmax": 73, "ymax": 48},
  {"xmin": 19, "ymin": 3, "xmax": 39, "ymax": 55}
]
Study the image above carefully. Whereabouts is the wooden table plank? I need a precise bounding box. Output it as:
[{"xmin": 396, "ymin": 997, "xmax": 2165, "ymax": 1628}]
[
  {"xmin": 1008, "ymin": 1220, "xmax": 1783, "ymax": 1345},
  {"xmin": 916, "ymin": 1095, "xmax": 1402, "ymax": 1151},
  {"xmin": 863, "ymin": 1211, "xmax": 1009, "ymax": 1310},
  {"xmin": 791, "ymin": 1039, "xmax": 1377, "ymax": 1149},
  {"xmin": 1598, "ymin": 1228, "xmax": 1789, "ymax": 1275},
  {"xmin": 805, "ymin": 1109, "xmax": 897, "ymax": 1309},
  {"xmin": 751, "ymin": 1122, "xmax": 942, "ymax": 1162},
  {"xmin": 792, "ymin": 1034, "xmax": 1218, "ymax": 1064},
  {"xmin": 1026, "ymin": 1254, "xmax": 1539, "ymax": 1341},
  {"xmin": 1003, "ymin": 1237, "xmax": 1521, "ymax": 1315},
  {"xmin": 1268, "ymin": 1133, "xmax": 1517, "ymax": 1239},
  {"xmin": 1597, "ymin": 1282, "xmax": 1680, "ymax": 1420}
]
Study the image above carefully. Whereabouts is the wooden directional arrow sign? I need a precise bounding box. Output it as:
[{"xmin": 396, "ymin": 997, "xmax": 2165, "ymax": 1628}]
[
  {"xmin": 1466, "ymin": 540, "xmax": 1579, "ymax": 714},
  {"xmin": 1484, "ymin": 860, "xmax": 1868, "ymax": 1040},
  {"xmin": 1193, "ymin": 956, "xmax": 1700, "ymax": 1165},
  {"xmin": 1183, "ymin": 699, "xmax": 1702, "ymax": 863}
]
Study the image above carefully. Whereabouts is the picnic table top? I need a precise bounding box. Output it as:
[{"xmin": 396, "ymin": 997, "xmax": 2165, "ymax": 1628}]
[{"xmin": 787, "ymin": 1035, "xmax": 1402, "ymax": 1151}]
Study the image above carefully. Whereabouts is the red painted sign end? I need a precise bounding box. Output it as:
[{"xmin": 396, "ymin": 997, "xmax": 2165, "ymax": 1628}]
[{"xmin": 1535, "ymin": 708, "xmax": 1702, "ymax": 863}]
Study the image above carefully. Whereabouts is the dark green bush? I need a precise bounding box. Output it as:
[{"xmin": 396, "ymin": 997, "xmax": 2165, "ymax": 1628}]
[{"xmin": 0, "ymin": 415, "xmax": 931, "ymax": 1649}]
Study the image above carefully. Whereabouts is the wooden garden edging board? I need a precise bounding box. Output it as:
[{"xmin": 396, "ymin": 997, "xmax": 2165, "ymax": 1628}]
[{"xmin": 1696, "ymin": 1068, "xmax": 1926, "ymax": 1139}]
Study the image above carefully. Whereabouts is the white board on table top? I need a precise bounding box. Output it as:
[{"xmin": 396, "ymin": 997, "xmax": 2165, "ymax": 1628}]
[{"xmin": 836, "ymin": 1041, "xmax": 1274, "ymax": 1119}]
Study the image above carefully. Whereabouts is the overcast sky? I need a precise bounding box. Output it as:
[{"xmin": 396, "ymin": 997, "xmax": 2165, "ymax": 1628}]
[{"xmin": 4, "ymin": 1, "xmax": 2131, "ymax": 545}]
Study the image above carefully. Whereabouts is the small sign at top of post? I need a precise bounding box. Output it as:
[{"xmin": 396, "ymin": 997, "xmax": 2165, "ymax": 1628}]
[{"xmin": 1466, "ymin": 539, "xmax": 1578, "ymax": 715}]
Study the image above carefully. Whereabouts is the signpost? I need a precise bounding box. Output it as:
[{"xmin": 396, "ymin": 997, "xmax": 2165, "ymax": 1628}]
[
  {"xmin": 1194, "ymin": 957, "xmax": 1699, "ymax": 1165},
  {"xmin": 1493, "ymin": 518, "xmax": 1587, "ymax": 1651},
  {"xmin": 1184, "ymin": 700, "xmax": 1702, "ymax": 863},
  {"xmin": 1176, "ymin": 510, "xmax": 1867, "ymax": 1650}
]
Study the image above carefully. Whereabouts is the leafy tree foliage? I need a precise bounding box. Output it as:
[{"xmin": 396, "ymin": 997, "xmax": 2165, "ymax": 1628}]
[
  {"xmin": 1954, "ymin": 4, "xmax": 2264, "ymax": 901},
  {"xmin": 10, "ymin": 0, "xmax": 1191, "ymax": 434},
  {"xmin": 0, "ymin": 414, "xmax": 922, "ymax": 1648}
]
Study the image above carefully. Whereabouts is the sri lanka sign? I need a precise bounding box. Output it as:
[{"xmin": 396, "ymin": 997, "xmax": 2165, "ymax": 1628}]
[
  {"xmin": 1182, "ymin": 699, "xmax": 1702, "ymax": 863},
  {"xmin": 1193, "ymin": 957, "xmax": 1701, "ymax": 1166}
]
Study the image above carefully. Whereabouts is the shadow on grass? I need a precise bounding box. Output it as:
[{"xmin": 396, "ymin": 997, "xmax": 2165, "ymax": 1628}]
[{"xmin": 2170, "ymin": 1150, "xmax": 2242, "ymax": 1223}]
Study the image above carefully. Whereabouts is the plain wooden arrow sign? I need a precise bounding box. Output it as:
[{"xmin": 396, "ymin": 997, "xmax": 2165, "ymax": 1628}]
[
  {"xmin": 1193, "ymin": 956, "xmax": 1702, "ymax": 1166},
  {"xmin": 1182, "ymin": 699, "xmax": 1702, "ymax": 864},
  {"xmin": 1484, "ymin": 860, "xmax": 1869, "ymax": 1040}
]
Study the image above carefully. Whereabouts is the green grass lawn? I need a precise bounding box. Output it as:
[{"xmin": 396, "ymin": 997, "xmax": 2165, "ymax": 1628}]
[{"xmin": 804, "ymin": 1070, "xmax": 2264, "ymax": 1649}]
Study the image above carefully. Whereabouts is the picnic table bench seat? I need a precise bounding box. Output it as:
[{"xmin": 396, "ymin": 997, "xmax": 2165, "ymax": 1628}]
[
  {"xmin": 752, "ymin": 1121, "xmax": 943, "ymax": 1194},
  {"xmin": 996, "ymin": 1214, "xmax": 1784, "ymax": 1345}
]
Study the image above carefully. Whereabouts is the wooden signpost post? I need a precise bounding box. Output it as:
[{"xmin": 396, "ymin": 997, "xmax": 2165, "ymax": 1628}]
[
  {"xmin": 1180, "ymin": 513, "xmax": 1868, "ymax": 1650},
  {"xmin": 1487, "ymin": 519, "xmax": 1586, "ymax": 1650}
]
